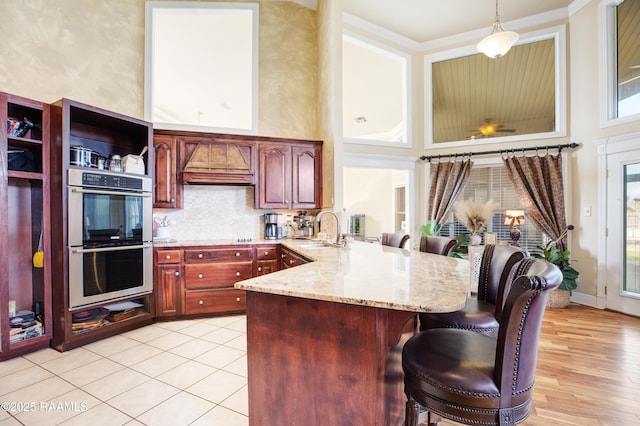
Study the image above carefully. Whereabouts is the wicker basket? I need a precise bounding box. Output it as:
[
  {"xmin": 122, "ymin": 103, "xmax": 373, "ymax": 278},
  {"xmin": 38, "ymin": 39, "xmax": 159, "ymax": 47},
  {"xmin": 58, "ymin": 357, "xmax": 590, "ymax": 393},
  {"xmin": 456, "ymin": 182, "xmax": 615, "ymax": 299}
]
[{"xmin": 546, "ymin": 289, "xmax": 571, "ymax": 308}]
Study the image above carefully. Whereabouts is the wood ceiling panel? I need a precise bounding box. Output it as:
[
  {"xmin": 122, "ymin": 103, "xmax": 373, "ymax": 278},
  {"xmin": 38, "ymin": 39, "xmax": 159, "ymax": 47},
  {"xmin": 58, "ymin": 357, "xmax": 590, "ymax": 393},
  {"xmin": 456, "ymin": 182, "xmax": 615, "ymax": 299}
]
[{"xmin": 432, "ymin": 38, "xmax": 555, "ymax": 144}]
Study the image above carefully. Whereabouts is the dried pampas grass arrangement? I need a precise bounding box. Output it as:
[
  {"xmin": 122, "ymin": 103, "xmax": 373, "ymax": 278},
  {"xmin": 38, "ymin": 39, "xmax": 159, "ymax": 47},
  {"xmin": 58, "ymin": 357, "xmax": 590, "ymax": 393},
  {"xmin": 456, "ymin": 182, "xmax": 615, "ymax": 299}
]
[{"xmin": 454, "ymin": 199, "xmax": 498, "ymax": 234}]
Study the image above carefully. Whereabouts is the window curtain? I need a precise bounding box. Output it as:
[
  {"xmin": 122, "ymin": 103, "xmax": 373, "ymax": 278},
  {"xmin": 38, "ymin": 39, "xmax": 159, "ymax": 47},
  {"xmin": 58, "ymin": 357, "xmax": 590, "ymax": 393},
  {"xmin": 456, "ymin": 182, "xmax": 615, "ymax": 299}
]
[
  {"xmin": 427, "ymin": 159, "xmax": 473, "ymax": 224},
  {"xmin": 503, "ymin": 154, "xmax": 568, "ymax": 251}
]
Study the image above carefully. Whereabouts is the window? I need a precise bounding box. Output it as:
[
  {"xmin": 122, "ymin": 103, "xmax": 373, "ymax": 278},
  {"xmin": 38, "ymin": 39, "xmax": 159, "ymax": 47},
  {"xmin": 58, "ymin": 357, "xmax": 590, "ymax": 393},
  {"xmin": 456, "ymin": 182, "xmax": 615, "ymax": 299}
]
[
  {"xmin": 394, "ymin": 185, "xmax": 406, "ymax": 232},
  {"xmin": 601, "ymin": 0, "xmax": 640, "ymax": 124},
  {"xmin": 145, "ymin": 2, "xmax": 259, "ymax": 134},
  {"xmin": 342, "ymin": 32, "xmax": 411, "ymax": 147},
  {"xmin": 439, "ymin": 163, "xmax": 546, "ymax": 251},
  {"xmin": 425, "ymin": 25, "xmax": 566, "ymax": 148}
]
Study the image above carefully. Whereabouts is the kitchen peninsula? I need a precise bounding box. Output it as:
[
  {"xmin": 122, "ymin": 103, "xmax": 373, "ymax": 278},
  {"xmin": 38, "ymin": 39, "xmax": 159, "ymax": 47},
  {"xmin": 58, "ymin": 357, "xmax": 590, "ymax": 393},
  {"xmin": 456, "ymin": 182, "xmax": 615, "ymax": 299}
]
[{"xmin": 235, "ymin": 240, "xmax": 469, "ymax": 425}]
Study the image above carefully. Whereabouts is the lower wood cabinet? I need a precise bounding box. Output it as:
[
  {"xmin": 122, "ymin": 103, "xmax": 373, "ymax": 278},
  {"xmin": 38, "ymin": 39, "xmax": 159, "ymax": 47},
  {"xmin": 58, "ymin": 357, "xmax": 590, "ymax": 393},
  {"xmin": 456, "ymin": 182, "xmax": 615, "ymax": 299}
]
[
  {"xmin": 281, "ymin": 246, "xmax": 311, "ymax": 269},
  {"xmin": 154, "ymin": 244, "xmax": 279, "ymax": 318}
]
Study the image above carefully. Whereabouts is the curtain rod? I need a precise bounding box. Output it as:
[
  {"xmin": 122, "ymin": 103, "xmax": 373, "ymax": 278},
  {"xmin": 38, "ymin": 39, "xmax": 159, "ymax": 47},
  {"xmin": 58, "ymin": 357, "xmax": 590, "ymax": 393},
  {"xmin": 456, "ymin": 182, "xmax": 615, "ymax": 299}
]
[{"xmin": 418, "ymin": 142, "xmax": 579, "ymax": 162}]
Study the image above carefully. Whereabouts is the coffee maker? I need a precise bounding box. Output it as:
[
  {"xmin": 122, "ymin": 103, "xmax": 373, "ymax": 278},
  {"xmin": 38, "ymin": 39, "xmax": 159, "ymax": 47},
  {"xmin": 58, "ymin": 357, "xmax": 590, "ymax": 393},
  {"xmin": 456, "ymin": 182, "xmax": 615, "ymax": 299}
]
[{"xmin": 264, "ymin": 213, "xmax": 283, "ymax": 240}]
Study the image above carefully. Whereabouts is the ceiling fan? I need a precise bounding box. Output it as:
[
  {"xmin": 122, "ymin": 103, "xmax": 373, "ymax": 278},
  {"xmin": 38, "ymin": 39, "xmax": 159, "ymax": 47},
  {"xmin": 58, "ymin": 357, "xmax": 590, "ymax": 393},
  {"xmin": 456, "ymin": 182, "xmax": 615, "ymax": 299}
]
[{"xmin": 468, "ymin": 118, "xmax": 516, "ymax": 139}]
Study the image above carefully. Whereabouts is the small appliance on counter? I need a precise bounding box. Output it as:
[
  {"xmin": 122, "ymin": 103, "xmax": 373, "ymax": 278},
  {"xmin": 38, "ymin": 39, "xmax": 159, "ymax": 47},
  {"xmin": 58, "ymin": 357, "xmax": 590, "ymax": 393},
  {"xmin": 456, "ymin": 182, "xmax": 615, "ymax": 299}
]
[
  {"xmin": 264, "ymin": 213, "xmax": 283, "ymax": 240},
  {"xmin": 292, "ymin": 211, "xmax": 314, "ymax": 239}
]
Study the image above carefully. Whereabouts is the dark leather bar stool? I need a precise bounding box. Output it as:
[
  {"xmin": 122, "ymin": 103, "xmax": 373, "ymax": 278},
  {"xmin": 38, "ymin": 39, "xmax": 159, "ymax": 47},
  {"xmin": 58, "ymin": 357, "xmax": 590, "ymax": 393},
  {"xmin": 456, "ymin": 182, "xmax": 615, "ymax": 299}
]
[
  {"xmin": 381, "ymin": 232, "xmax": 410, "ymax": 249},
  {"xmin": 419, "ymin": 235, "xmax": 457, "ymax": 256},
  {"xmin": 418, "ymin": 244, "xmax": 526, "ymax": 337},
  {"xmin": 402, "ymin": 258, "xmax": 562, "ymax": 426}
]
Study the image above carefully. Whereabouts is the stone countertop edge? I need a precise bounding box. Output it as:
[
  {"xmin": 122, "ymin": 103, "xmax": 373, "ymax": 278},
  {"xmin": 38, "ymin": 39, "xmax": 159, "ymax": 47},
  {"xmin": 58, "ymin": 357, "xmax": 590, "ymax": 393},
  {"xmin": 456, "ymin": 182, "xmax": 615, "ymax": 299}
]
[{"xmin": 235, "ymin": 239, "xmax": 471, "ymax": 314}]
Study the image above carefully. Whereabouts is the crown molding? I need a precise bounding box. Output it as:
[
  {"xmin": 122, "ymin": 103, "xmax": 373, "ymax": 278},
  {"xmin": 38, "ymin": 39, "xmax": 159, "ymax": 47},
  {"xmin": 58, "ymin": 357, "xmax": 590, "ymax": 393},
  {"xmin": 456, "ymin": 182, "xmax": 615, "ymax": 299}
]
[
  {"xmin": 342, "ymin": 12, "xmax": 422, "ymax": 51},
  {"xmin": 568, "ymin": 0, "xmax": 593, "ymax": 16},
  {"xmin": 418, "ymin": 8, "xmax": 570, "ymax": 52}
]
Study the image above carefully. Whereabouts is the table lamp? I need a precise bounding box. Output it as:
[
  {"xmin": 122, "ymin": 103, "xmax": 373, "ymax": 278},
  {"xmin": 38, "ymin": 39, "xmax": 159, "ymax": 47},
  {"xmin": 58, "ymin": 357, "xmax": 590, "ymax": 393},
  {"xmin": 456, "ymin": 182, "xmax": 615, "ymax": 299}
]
[{"xmin": 504, "ymin": 209, "xmax": 525, "ymax": 246}]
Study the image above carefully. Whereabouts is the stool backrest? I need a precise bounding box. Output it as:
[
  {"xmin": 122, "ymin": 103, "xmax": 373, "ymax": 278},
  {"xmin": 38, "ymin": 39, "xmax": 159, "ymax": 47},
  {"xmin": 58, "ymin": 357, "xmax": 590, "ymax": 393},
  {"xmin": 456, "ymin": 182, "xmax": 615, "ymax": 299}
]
[
  {"xmin": 494, "ymin": 257, "xmax": 562, "ymax": 407},
  {"xmin": 381, "ymin": 232, "xmax": 410, "ymax": 249},
  {"xmin": 419, "ymin": 235, "xmax": 457, "ymax": 256},
  {"xmin": 477, "ymin": 245, "xmax": 526, "ymax": 319}
]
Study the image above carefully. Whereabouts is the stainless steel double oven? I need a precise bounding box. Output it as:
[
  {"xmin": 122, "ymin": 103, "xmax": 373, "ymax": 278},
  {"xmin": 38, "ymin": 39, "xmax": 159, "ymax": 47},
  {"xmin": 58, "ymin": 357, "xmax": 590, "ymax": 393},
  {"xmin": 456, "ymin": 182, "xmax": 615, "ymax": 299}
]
[{"xmin": 67, "ymin": 169, "xmax": 153, "ymax": 309}]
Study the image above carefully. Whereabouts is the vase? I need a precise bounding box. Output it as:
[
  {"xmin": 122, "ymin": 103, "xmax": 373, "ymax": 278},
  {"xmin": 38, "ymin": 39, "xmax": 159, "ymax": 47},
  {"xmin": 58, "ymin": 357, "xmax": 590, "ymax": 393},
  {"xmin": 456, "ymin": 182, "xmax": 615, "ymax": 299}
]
[
  {"xmin": 546, "ymin": 289, "xmax": 571, "ymax": 308},
  {"xmin": 469, "ymin": 233, "xmax": 482, "ymax": 246}
]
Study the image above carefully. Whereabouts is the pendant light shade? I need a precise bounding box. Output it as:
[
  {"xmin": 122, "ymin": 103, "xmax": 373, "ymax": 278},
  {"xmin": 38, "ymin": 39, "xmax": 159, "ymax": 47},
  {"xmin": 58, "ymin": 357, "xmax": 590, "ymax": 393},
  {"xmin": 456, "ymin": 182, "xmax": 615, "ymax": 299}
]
[{"xmin": 477, "ymin": 0, "xmax": 519, "ymax": 59}]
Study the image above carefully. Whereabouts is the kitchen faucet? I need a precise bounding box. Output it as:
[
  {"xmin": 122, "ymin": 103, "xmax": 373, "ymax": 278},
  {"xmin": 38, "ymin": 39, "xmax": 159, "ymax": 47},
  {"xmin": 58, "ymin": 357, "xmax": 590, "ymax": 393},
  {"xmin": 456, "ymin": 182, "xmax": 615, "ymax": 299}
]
[{"xmin": 316, "ymin": 210, "xmax": 342, "ymax": 245}]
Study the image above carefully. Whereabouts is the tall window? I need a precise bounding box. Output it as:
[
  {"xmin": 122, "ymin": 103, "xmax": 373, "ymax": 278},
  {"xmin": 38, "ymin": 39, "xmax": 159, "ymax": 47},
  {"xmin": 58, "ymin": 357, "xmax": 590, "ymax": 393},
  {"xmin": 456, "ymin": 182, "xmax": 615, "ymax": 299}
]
[
  {"xmin": 394, "ymin": 185, "xmax": 406, "ymax": 232},
  {"xmin": 145, "ymin": 2, "xmax": 259, "ymax": 134},
  {"xmin": 342, "ymin": 32, "xmax": 411, "ymax": 147},
  {"xmin": 440, "ymin": 163, "xmax": 546, "ymax": 251}
]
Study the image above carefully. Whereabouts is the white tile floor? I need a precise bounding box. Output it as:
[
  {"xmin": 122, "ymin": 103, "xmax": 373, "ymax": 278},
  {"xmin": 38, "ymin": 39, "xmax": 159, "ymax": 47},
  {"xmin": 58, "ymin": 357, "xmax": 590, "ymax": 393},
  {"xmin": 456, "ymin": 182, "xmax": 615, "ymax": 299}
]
[{"xmin": 0, "ymin": 315, "xmax": 248, "ymax": 426}]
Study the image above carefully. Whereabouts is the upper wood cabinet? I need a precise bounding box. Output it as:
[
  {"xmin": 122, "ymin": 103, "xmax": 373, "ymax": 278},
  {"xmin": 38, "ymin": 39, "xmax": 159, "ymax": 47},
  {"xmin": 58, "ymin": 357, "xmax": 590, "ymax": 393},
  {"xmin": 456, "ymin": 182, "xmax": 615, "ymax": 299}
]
[
  {"xmin": 151, "ymin": 129, "xmax": 322, "ymax": 209},
  {"xmin": 153, "ymin": 135, "xmax": 182, "ymax": 208},
  {"xmin": 256, "ymin": 142, "xmax": 322, "ymax": 209}
]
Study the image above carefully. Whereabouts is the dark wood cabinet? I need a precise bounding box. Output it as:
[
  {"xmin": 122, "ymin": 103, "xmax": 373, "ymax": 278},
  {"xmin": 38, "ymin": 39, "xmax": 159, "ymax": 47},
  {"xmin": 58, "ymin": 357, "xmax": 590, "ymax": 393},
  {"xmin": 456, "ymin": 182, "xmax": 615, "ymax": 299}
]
[
  {"xmin": 49, "ymin": 99, "xmax": 154, "ymax": 352},
  {"xmin": 153, "ymin": 135, "xmax": 182, "ymax": 208},
  {"xmin": 155, "ymin": 249, "xmax": 183, "ymax": 317},
  {"xmin": 280, "ymin": 246, "xmax": 311, "ymax": 269},
  {"xmin": 256, "ymin": 141, "xmax": 322, "ymax": 209},
  {"xmin": 0, "ymin": 92, "xmax": 52, "ymax": 360},
  {"xmin": 256, "ymin": 245, "xmax": 279, "ymax": 276}
]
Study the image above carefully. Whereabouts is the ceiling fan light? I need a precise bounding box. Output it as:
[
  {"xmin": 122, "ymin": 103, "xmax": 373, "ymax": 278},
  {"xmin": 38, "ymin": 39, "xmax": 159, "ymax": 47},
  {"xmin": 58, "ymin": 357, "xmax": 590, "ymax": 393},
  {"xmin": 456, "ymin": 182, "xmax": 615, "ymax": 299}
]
[{"xmin": 477, "ymin": 30, "xmax": 519, "ymax": 59}]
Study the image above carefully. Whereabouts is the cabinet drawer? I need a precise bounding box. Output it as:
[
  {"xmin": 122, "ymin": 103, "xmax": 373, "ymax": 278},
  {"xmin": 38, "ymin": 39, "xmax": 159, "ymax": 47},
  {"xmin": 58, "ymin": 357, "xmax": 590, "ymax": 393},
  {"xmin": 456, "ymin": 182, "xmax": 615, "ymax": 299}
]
[
  {"xmin": 185, "ymin": 262, "xmax": 253, "ymax": 289},
  {"xmin": 257, "ymin": 259, "xmax": 278, "ymax": 275},
  {"xmin": 185, "ymin": 289, "xmax": 246, "ymax": 315},
  {"xmin": 156, "ymin": 249, "xmax": 182, "ymax": 264},
  {"xmin": 256, "ymin": 245, "xmax": 278, "ymax": 260},
  {"xmin": 185, "ymin": 248, "xmax": 254, "ymax": 263}
]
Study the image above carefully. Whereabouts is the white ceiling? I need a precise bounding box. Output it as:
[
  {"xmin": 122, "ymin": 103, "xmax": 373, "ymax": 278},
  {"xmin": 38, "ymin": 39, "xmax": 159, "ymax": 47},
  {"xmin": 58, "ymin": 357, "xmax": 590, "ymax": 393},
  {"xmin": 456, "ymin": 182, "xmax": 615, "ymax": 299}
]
[{"xmin": 341, "ymin": 0, "xmax": 575, "ymax": 43}]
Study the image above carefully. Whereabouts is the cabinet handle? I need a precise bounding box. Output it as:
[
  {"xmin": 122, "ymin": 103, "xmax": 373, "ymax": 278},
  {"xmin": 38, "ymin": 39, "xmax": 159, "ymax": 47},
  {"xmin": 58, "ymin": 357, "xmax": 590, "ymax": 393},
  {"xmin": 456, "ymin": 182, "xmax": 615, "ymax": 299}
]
[
  {"xmin": 198, "ymin": 253, "xmax": 204, "ymax": 259},
  {"xmin": 264, "ymin": 251, "xmax": 269, "ymax": 256},
  {"xmin": 165, "ymin": 255, "xmax": 171, "ymax": 260},
  {"xmin": 236, "ymin": 271, "xmax": 241, "ymax": 276},
  {"xmin": 258, "ymin": 266, "xmax": 262, "ymax": 272},
  {"xmin": 281, "ymin": 254, "xmax": 286, "ymax": 258},
  {"xmin": 171, "ymin": 198, "xmax": 175, "ymax": 203},
  {"xmin": 199, "ymin": 300, "xmax": 204, "ymax": 305},
  {"xmin": 290, "ymin": 260, "xmax": 294, "ymax": 265},
  {"xmin": 235, "ymin": 252, "xmax": 240, "ymax": 256},
  {"xmin": 174, "ymin": 271, "xmax": 180, "ymax": 277},
  {"xmin": 236, "ymin": 297, "xmax": 241, "ymax": 302},
  {"xmin": 198, "ymin": 273, "xmax": 204, "ymax": 279}
]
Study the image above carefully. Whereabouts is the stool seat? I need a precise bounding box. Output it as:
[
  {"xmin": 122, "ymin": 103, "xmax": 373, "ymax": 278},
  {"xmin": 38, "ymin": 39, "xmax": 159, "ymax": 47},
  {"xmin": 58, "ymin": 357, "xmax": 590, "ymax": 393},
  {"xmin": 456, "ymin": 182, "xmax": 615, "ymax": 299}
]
[{"xmin": 403, "ymin": 329, "xmax": 500, "ymax": 410}]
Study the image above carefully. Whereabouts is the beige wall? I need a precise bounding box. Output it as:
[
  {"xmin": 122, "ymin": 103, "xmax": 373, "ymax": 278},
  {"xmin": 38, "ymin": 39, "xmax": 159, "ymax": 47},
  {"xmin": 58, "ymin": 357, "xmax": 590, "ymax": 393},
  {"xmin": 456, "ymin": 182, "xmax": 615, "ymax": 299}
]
[{"xmin": 0, "ymin": 0, "xmax": 322, "ymax": 242}]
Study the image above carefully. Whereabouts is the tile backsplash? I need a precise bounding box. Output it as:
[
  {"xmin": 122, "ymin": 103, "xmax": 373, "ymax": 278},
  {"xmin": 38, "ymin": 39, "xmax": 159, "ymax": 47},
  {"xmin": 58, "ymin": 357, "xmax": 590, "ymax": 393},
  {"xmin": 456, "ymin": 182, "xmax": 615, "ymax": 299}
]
[{"xmin": 153, "ymin": 186, "xmax": 262, "ymax": 241}]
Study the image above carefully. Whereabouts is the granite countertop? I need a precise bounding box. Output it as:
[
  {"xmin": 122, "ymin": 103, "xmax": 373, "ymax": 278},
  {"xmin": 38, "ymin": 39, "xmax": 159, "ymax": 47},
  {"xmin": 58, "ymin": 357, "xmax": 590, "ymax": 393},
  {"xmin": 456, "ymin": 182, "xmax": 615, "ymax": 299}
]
[
  {"xmin": 152, "ymin": 238, "xmax": 281, "ymax": 247},
  {"xmin": 235, "ymin": 240, "xmax": 470, "ymax": 313}
]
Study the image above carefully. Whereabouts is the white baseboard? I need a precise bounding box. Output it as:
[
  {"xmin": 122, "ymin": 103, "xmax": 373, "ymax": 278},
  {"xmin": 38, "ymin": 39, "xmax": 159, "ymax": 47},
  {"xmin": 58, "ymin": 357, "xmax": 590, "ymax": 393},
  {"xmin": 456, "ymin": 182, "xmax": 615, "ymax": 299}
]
[{"xmin": 570, "ymin": 291, "xmax": 605, "ymax": 309}]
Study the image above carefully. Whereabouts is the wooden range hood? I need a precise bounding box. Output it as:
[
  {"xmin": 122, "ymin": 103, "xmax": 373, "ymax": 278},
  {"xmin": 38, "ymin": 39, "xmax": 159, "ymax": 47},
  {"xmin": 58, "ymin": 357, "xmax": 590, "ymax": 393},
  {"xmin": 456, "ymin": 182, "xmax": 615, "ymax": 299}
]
[{"xmin": 181, "ymin": 139, "xmax": 255, "ymax": 185}]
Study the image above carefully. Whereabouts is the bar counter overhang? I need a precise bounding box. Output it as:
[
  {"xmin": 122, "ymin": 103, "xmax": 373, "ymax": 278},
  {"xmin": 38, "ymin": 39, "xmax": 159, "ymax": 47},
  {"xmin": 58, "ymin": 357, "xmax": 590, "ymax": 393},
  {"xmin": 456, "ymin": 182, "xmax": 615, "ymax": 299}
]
[{"xmin": 235, "ymin": 240, "xmax": 469, "ymax": 425}]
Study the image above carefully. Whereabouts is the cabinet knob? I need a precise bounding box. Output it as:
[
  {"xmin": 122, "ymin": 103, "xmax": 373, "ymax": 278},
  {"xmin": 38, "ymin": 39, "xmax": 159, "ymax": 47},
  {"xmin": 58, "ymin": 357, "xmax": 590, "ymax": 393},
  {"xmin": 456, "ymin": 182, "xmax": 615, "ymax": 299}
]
[
  {"xmin": 281, "ymin": 254, "xmax": 286, "ymax": 258},
  {"xmin": 236, "ymin": 271, "xmax": 241, "ymax": 277},
  {"xmin": 264, "ymin": 251, "xmax": 269, "ymax": 256},
  {"xmin": 258, "ymin": 266, "xmax": 262, "ymax": 272},
  {"xmin": 235, "ymin": 252, "xmax": 240, "ymax": 256},
  {"xmin": 290, "ymin": 260, "xmax": 294, "ymax": 265},
  {"xmin": 199, "ymin": 300, "xmax": 204, "ymax": 305},
  {"xmin": 174, "ymin": 271, "xmax": 180, "ymax": 277},
  {"xmin": 165, "ymin": 255, "xmax": 171, "ymax": 260},
  {"xmin": 171, "ymin": 198, "xmax": 175, "ymax": 203},
  {"xmin": 198, "ymin": 273, "xmax": 204, "ymax": 279},
  {"xmin": 198, "ymin": 253, "xmax": 204, "ymax": 258},
  {"xmin": 236, "ymin": 297, "xmax": 241, "ymax": 302}
]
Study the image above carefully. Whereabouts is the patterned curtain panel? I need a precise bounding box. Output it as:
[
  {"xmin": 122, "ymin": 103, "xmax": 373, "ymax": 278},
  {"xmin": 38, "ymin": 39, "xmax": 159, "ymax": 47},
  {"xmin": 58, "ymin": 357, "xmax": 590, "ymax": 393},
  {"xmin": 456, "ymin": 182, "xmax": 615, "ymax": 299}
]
[
  {"xmin": 427, "ymin": 159, "xmax": 473, "ymax": 224},
  {"xmin": 503, "ymin": 154, "xmax": 568, "ymax": 251}
]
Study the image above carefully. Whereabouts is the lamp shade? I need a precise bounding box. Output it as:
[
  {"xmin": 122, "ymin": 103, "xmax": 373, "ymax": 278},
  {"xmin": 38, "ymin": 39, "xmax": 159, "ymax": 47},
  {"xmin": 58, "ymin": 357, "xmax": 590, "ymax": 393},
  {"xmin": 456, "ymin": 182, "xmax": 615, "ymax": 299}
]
[
  {"xmin": 477, "ymin": 30, "xmax": 519, "ymax": 59},
  {"xmin": 504, "ymin": 209, "xmax": 525, "ymax": 226}
]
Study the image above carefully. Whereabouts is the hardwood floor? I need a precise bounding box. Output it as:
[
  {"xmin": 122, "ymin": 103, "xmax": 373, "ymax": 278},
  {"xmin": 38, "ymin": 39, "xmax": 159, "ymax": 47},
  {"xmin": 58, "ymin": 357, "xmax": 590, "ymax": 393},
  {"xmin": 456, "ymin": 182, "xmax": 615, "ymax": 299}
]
[{"xmin": 436, "ymin": 303, "xmax": 640, "ymax": 426}]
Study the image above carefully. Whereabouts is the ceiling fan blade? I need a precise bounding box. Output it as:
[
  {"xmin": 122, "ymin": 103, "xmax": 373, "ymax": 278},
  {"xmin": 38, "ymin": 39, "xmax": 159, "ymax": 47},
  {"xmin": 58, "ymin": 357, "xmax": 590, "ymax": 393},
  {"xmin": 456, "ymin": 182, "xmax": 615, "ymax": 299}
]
[{"xmin": 496, "ymin": 128, "xmax": 516, "ymax": 132}]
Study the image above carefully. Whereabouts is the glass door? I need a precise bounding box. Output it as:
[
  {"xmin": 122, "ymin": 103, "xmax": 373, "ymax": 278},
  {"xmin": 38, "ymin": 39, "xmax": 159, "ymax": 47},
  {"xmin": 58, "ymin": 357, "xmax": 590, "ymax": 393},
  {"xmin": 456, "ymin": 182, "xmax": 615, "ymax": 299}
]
[{"xmin": 606, "ymin": 152, "xmax": 640, "ymax": 316}]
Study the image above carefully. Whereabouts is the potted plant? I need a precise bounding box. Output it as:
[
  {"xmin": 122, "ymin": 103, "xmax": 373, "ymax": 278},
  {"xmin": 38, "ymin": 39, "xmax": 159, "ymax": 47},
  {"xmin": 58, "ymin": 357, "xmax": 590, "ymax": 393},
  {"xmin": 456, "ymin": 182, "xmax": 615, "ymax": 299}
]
[
  {"xmin": 531, "ymin": 228, "xmax": 579, "ymax": 308},
  {"xmin": 418, "ymin": 220, "xmax": 469, "ymax": 258}
]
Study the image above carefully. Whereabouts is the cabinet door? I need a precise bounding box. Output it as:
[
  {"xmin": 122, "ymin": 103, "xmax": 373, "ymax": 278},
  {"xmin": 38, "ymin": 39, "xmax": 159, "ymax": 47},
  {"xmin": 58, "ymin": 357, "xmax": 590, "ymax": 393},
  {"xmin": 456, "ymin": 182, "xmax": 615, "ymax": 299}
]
[
  {"xmin": 257, "ymin": 144, "xmax": 291, "ymax": 208},
  {"xmin": 292, "ymin": 144, "xmax": 321, "ymax": 209},
  {"xmin": 155, "ymin": 264, "xmax": 183, "ymax": 317},
  {"xmin": 257, "ymin": 260, "xmax": 278, "ymax": 275},
  {"xmin": 153, "ymin": 135, "xmax": 182, "ymax": 208}
]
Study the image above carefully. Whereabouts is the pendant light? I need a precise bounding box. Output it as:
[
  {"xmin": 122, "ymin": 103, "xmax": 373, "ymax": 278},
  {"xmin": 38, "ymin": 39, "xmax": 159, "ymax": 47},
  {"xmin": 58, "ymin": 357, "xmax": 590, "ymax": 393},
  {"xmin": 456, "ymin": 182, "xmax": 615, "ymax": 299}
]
[{"xmin": 476, "ymin": 0, "xmax": 519, "ymax": 59}]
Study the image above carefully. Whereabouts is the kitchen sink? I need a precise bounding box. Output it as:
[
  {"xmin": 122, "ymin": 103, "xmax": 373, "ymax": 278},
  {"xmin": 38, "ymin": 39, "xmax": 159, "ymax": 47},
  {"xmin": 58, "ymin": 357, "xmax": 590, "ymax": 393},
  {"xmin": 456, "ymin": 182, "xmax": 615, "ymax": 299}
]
[{"xmin": 296, "ymin": 241, "xmax": 330, "ymax": 250}]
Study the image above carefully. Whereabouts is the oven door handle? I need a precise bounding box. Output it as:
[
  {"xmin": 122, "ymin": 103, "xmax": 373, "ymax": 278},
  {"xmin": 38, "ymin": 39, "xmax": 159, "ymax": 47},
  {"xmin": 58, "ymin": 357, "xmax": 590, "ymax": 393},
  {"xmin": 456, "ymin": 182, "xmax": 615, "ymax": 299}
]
[
  {"xmin": 71, "ymin": 244, "xmax": 153, "ymax": 254},
  {"xmin": 70, "ymin": 187, "xmax": 152, "ymax": 198}
]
